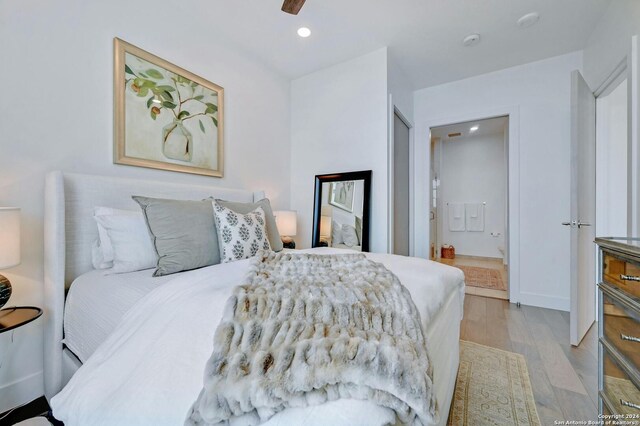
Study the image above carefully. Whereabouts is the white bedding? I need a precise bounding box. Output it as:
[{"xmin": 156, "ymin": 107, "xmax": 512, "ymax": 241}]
[
  {"xmin": 52, "ymin": 248, "xmax": 464, "ymax": 426},
  {"xmin": 63, "ymin": 269, "xmax": 174, "ymax": 362}
]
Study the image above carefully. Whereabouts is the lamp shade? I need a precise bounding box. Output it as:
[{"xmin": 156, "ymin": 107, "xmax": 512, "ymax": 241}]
[
  {"xmin": 274, "ymin": 210, "xmax": 297, "ymax": 237},
  {"xmin": 319, "ymin": 216, "xmax": 332, "ymax": 239},
  {"xmin": 0, "ymin": 208, "xmax": 21, "ymax": 269}
]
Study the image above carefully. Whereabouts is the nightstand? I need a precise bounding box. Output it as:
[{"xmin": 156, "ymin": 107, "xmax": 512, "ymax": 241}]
[
  {"xmin": 0, "ymin": 307, "xmax": 46, "ymax": 424},
  {"xmin": 0, "ymin": 306, "xmax": 42, "ymax": 333}
]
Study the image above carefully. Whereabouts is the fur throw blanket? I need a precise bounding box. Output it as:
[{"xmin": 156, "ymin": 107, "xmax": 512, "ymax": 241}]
[{"xmin": 186, "ymin": 251, "xmax": 437, "ymax": 425}]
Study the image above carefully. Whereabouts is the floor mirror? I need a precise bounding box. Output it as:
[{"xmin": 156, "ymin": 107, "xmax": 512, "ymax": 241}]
[{"xmin": 312, "ymin": 170, "xmax": 372, "ymax": 252}]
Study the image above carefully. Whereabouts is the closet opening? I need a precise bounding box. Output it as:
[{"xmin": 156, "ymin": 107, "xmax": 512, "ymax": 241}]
[{"xmin": 429, "ymin": 116, "xmax": 509, "ymax": 300}]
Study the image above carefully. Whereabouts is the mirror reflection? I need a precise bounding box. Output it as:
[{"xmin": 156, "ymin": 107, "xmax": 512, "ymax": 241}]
[{"xmin": 320, "ymin": 181, "xmax": 365, "ymax": 251}]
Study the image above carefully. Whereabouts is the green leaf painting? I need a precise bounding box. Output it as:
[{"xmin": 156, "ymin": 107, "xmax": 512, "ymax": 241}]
[
  {"xmin": 146, "ymin": 69, "xmax": 164, "ymax": 79},
  {"xmin": 117, "ymin": 39, "xmax": 223, "ymax": 177},
  {"xmin": 119, "ymin": 42, "xmax": 223, "ymax": 176},
  {"xmin": 125, "ymin": 53, "xmax": 220, "ymax": 143}
]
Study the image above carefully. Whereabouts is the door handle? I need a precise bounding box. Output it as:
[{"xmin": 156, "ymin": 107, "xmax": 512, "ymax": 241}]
[
  {"xmin": 577, "ymin": 221, "xmax": 591, "ymax": 229},
  {"xmin": 562, "ymin": 221, "xmax": 576, "ymax": 227}
]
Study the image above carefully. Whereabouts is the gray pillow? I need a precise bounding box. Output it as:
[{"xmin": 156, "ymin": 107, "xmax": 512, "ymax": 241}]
[
  {"xmin": 132, "ymin": 196, "xmax": 220, "ymax": 276},
  {"xmin": 214, "ymin": 198, "xmax": 283, "ymax": 252},
  {"xmin": 342, "ymin": 224, "xmax": 360, "ymax": 247}
]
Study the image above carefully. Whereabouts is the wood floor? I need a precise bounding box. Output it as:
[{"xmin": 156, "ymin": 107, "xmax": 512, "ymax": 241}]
[{"xmin": 461, "ymin": 294, "xmax": 598, "ymax": 424}]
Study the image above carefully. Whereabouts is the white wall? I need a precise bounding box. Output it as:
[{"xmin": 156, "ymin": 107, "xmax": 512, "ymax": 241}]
[
  {"xmin": 440, "ymin": 133, "xmax": 506, "ymax": 258},
  {"xmin": 290, "ymin": 48, "xmax": 389, "ymax": 252},
  {"xmin": 0, "ymin": 0, "xmax": 291, "ymax": 410},
  {"xmin": 583, "ymin": 0, "xmax": 640, "ymax": 89},
  {"xmin": 388, "ymin": 54, "xmax": 414, "ymax": 121},
  {"xmin": 596, "ymin": 80, "xmax": 628, "ymax": 237},
  {"xmin": 414, "ymin": 51, "xmax": 583, "ymax": 311}
]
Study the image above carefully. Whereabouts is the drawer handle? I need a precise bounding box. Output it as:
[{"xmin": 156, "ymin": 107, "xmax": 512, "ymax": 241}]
[
  {"xmin": 621, "ymin": 399, "xmax": 640, "ymax": 411},
  {"xmin": 620, "ymin": 274, "xmax": 640, "ymax": 282},
  {"xmin": 621, "ymin": 333, "xmax": 640, "ymax": 343}
]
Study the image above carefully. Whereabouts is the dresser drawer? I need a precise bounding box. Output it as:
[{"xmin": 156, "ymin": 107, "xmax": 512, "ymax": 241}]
[
  {"xmin": 603, "ymin": 291, "xmax": 640, "ymax": 367},
  {"xmin": 603, "ymin": 348, "xmax": 640, "ymax": 415},
  {"xmin": 603, "ymin": 252, "xmax": 640, "ymax": 298}
]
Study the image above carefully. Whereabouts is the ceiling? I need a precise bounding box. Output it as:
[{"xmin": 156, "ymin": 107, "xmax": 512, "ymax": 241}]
[
  {"xmin": 431, "ymin": 116, "xmax": 508, "ymax": 141},
  {"xmin": 202, "ymin": 0, "xmax": 611, "ymax": 89}
]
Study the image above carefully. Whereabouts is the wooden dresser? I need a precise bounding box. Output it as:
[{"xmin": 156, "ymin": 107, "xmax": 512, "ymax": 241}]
[{"xmin": 596, "ymin": 237, "xmax": 640, "ymax": 417}]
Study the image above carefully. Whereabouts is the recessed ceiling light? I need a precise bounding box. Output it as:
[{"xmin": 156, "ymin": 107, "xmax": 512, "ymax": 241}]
[
  {"xmin": 517, "ymin": 12, "xmax": 540, "ymax": 28},
  {"xmin": 470, "ymin": 126, "xmax": 479, "ymax": 132},
  {"xmin": 462, "ymin": 34, "xmax": 480, "ymax": 47},
  {"xmin": 297, "ymin": 27, "xmax": 311, "ymax": 38}
]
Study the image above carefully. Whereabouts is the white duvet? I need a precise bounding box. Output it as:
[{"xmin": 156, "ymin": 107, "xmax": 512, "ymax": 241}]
[{"xmin": 51, "ymin": 248, "xmax": 464, "ymax": 426}]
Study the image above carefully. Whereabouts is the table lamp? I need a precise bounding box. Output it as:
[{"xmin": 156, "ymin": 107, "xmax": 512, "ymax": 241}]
[
  {"xmin": 319, "ymin": 215, "xmax": 332, "ymax": 246},
  {"xmin": 0, "ymin": 208, "xmax": 20, "ymax": 308},
  {"xmin": 274, "ymin": 210, "xmax": 297, "ymax": 249}
]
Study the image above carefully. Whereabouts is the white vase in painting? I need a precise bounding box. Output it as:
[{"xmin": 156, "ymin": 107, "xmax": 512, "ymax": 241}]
[{"xmin": 162, "ymin": 120, "xmax": 193, "ymax": 162}]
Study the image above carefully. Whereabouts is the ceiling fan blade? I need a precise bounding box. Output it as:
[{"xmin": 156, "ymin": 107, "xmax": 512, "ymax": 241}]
[{"xmin": 281, "ymin": 0, "xmax": 306, "ymax": 15}]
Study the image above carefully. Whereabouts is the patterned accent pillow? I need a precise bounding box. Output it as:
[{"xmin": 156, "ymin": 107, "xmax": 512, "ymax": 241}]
[{"xmin": 212, "ymin": 201, "xmax": 272, "ymax": 263}]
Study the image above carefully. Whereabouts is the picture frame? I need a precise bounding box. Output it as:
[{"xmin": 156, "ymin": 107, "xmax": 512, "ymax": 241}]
[
  {"xmin": 113, "ymin": 38, "xmax": 224, "ymax": 177},
  {"xmin": 329, "ymin": 180, "xmax": 355, "ymax": 212}
]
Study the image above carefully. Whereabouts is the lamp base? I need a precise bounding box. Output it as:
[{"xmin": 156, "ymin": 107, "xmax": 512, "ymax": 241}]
[
  {"xmin": 0, "ymin": 274, "xmax": 11, "ymax": 309},
  {"xmin": 281, "ymin": 237, "xmax": 296, "ymax": 249}
]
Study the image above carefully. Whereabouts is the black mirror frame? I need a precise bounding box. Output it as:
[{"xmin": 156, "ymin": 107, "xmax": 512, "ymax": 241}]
[{"xmin": 312, "ymin": 170, "xmax": 372, "ymax": 252}]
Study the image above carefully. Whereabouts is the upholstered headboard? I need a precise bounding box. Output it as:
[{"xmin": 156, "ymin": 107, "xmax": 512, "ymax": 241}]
[{"xmin": 43, "ymin": 171, "xmax": 265, "ymax": 398}]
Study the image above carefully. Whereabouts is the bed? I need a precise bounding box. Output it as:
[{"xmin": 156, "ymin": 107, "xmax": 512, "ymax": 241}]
[{"xmin": 43, "ymin": 171, "xmax": 465, "ymax": 426}]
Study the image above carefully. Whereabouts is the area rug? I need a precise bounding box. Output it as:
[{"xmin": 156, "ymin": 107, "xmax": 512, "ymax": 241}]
[
  {"xmin": 448, "ymin": 341, "xmax": 541, "ymax": 426},
  {"xmin": 457, "ymin": 265, "xmax": 506, "ymax": 291}
]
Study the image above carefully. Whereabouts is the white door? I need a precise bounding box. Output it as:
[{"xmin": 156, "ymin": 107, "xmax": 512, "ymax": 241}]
[{"xmin": 569, "ymin": 70, "xmax": 597, "ymax": 346}]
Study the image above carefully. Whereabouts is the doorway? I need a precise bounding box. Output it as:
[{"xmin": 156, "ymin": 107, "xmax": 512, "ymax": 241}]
[
  {"xmin": 596, "ymin": 78, "xmax": 628, "ymax": 238},
  {"xmin": 429, "ymin": 116, "xmax": 509, "ymax": 300},
  {"xmin": 393, "ymin": 112, "xmax": 411, "ymax": 256}
]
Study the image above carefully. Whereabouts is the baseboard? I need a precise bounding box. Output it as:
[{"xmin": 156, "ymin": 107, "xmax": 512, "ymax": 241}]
[
  {"xmin": 0, "ymin": 370, "xmax": 44, "ymax": 414},
  {"xmin": 518, "ymin": 291, "xmax": 570, "ymax": 311}
]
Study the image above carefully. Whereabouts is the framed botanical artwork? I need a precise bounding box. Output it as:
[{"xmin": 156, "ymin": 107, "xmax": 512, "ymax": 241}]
[
  {"xmin": 114, "ymin": 38, "xmax": 224, "ymax": 177},
  {"xmin": 329, "ymin": 181, "xmax": 355, "ymax": 212}
]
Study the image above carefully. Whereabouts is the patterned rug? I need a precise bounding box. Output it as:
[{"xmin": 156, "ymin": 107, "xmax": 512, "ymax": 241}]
[
  {"xmin": 457, "ymin": 265, "xmax": 507, "ymax": 291},
  {"xmin": 448, "ymin": 341, "xmax": 541, "ymax": 426}
]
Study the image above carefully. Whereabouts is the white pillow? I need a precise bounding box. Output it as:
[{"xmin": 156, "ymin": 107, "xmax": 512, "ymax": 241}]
[
  {"xmin": 92, "ymin": 206, "xmax": 140, "ymax": 269},
  {"xmin": 94, "ymin": 214, "xmax": 157, "ymax": 274},
  {"xmin": 331, "ymin": 220, "xmax": 343, "ymax": 245},
  {"xmin": 91, "ymin": 240, "xmax": 111, "ymax": 270},
  {"xmin": 212, "ymin": 201, "xmax": 271, "ymax": 263},
  {"xmin": 342, "ymin": 224, "xmax": 359, "ymax": 247}
]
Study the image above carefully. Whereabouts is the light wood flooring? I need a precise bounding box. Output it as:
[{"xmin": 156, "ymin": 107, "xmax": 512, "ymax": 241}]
[
  {"xmin": 461, "ymin": 294, "xmax": 599, "ymax": 424},
  {"xmin": 438, "ymin": 256, "xmax": 509, "ymax": 300}
]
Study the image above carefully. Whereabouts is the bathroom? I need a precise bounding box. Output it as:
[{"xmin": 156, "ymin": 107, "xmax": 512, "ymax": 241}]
[{"xmin": 430, "ymin": 116, "xmax": 509, "ymax": 300}]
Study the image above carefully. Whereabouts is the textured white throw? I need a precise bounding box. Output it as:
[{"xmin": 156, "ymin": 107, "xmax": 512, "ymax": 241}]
[{"xmin": 186, "ymin": 251, "xmax": 437, "ymax": 425}]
